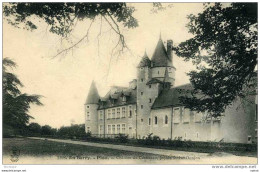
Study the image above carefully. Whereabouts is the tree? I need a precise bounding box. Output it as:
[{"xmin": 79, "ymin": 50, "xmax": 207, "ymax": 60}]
[
  {"xmin": 3, "ymin": 3, "xmax": 138, "ymax": 57},
  {"xmin": 41, "ymin": 125, "xmax": 56, "ymax": 136},
  {"xmin": 173, "ymin": 3, "xmax": 257, "ymax": 117},
  {"xmin": 28, "ymin": 122, "xmax": 42, "ymax": 135},
  {"xmin": 3, "ymin": 3, "xmax": 170, "ymax": 58},
  {"xmin": 3, "ymin": 57, "xmax": 43, "ymax": 136},
  {"xmin": 57, "ymin": 124, "xmax": 86, "ymax": 139}
]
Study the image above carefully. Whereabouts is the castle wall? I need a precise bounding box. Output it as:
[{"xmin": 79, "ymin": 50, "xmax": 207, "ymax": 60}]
[
  {"xmin": 150, "ymin": 108, "xmax": 172, "ymax": 139},
  {"xmin": 151, "ymin": 107, "xmax": 213, "ymax": 141},
  {"xmin": 219, "ymin": 96, "xmax": 257, "ymax": 143},
  {"xmin": 150, "ymin": 97, "xmax": 257, "ymax": 143},
  {"xmin": 97, "ymin": 104, "xmax": 137, "ymax": 138}
]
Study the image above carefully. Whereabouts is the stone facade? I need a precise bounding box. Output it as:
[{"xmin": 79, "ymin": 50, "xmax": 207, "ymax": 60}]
[{"xmin": 84, "ymin": 37, "xmax": 257, "ymax": 143}]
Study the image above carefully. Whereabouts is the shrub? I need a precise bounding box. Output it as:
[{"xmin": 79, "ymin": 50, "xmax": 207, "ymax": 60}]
[{"xmin": 115, "ymin": 134, "xmax": 128, "ymax": 143}]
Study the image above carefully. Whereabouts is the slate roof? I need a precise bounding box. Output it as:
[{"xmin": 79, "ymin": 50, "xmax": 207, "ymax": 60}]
[
  {"xmin": 98, "ymin": 86, "xmax": 137, "ymax": 109},
  {"xmin": 152, "ymin": 84, "xmax": 193, "ymax": 109},
  {"xmin": 151, "ymin": 38, "xmax": 173, "ymax": 67},
  {"xmin": 138, "ymin": 52, "xmax": 151, "ymax": 68},
  {"xmin": 146, "ymin": 78, "xmax": 164, "ymax": 85},
  {"xmin": 85, "ymin": 81, "xmax": 100, "ymax": 104}
]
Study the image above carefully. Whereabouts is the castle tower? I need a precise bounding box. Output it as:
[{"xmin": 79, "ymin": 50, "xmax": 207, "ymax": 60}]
[
  {"xmin": 136, "ymin": 51, "xmax": 164, "ymax": 137},
  {"xmin": 85, "ymin": 81, "xmax": 100, "ymax": 134},
  {"xmin": 150, "ymin": 37, "xmax": 176, "ymax": 87}
]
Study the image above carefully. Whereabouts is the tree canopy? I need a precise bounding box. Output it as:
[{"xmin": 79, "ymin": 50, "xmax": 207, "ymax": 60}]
[
  {"xmin": 3, "ymin": 3, "xmax": 139, "ymax": 57},
  {"xmin": 3, "ymin": 58, "xmax": 43, "ymax": 135},
  {"xmin": 174, "ymin": 3, "xmax": 257, "ymax": 117}
]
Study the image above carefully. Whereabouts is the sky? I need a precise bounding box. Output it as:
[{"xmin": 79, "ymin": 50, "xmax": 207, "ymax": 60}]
[{"xmin": 3, "ymin": 3, "xmax": 206, "ymax": 128}]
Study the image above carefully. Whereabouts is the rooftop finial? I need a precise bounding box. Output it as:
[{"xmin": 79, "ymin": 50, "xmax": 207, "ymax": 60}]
[{"xmin": 159, "ymin": 31, "xmax": 162, "ymax": 40}]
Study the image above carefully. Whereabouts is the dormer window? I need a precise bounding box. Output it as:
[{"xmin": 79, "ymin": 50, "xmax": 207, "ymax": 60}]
[
  {"xmin": 122, "ymin": 96, "xmax": 126, "ymax": 102},
  {"xmin": 111, "ymin": 99, "xmax": 115, "ymax": 105}
]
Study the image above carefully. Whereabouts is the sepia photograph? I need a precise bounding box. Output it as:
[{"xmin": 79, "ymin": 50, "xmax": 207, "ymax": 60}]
[{"xmin": 2, "ymin": 1, "xmax": 258, "ymax": 168}]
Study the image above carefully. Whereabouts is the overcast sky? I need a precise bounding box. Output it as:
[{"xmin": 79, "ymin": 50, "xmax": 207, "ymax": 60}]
[{"xmin": 3, "ymin": 3, "xmax": 206, "ymax": 128}]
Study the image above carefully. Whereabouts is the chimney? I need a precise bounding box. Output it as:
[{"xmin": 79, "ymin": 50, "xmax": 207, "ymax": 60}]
[{"xmin": 167, "ymin": 40, "xmax": 173, "ymax": 61}]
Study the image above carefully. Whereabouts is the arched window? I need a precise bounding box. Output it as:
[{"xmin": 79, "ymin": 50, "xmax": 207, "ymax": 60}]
[
  {"xmin": 165, "ymin": 115, "xmax": 168, "ymax": 124},
  {"xmin": 154, "ymin": 116, "xmax": 158, "ymax": 125}
]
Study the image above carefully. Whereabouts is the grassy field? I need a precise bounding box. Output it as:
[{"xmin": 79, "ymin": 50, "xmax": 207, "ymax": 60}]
[{"xmin": 3, "ymin": 137, "xmax": 167, "ymax": 158}]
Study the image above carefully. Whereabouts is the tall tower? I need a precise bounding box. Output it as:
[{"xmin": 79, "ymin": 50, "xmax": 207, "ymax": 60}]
[
  {"xmin": 150, "ymin": 37, "xmax": 176, "ymax": 87},
  {"xmin": 137, "ymin": 51, "xmax": 153, "ymax": 138},
  {"xmin": 136, "ymin": 36, "xmax": 176, "ymax": 138},
  {"xmin": 85, "ymin": 81, "xmax": 100, "ymax": 134}
]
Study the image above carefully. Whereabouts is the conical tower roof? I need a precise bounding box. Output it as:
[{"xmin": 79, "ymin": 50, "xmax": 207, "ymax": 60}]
[
  {"xmin": 151, "ymin": 37, "xmax": 172, "ymax": 67},
  {"xmin": 85, "ymin": 81, "xmax": 100, "ymax": 104},
  {"xmin": 138, "ymin": 51, "xmax": 151, "ymax": 68}
]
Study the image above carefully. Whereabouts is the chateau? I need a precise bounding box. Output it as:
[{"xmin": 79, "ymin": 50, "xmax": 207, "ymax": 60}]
[{"xmin": 85, "ymin": 37, "xmax": 257, "ymax": 144}]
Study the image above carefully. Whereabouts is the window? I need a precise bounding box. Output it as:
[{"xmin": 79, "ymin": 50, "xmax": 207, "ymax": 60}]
[
  {"xmin": 117, "ymin": 124, "xmax": 121, "ymax": 134},
  {"xmin": 86, "ymin": 112, "xmax": 90, "ymax": 120},
  {"xmin": 141, "ymin": 78, "xmax": 144, "ymax": 82},
  {"xmin": 154, "ymin": 116, "xmax": 158, "ymax": 125},
  {"xmin": 184, "ymin": 132, "xmax": 187, "ymax": 138},
  {"xmin": 173, "ymin": 108, "xmax": 180, "ymax": 123},
  {"xmin": 141, "ymin": 105, "xmax": 143, "ymax": 109},
  {"xmin": 99, "ymin": 111, "xmax": 103, "ymax": 120},
  {"xmin": 87, "ymin": 127, "xmax": 91, "ymax": 133},
  {"xmin": 129, "ymin": 106, "xmax": 132, "ymax": 118},
  {"xmin": 149, "ymin": 85, "xmax": 151, "ymax": 88},
  {"xmin": 183, "ymin": 108, "xmax": 190, "ymax": 123},
  {"xmin": 149, "ymin": 118, "xmax": 151, "ymax": 125},
  {"xmin": 141, "ymin": 119, "xmax": 143, "ymax": 122},
  {"xmin": 149, "ymin": 98, "xmax": 152, "ymax": 103},
  {"xmin": 107, "ymin": 125, "xmax": 111, "ymax": 134},
  {"xmin": 158, "ymin": 71, "xmax": 160, "ymax": 74},
  {"xmin": 122, "ymin": 107, "xmax": 126, "ymax": 118},
  {"xmin": 87, "ymin": 106, "xmax": 89, "ymax": 108},
  {"xmin": 141, "ymin": 92, "xmax": 143, "ymax": 96},
  {"xmin": 112, "ymin": 109, "xmax": 115, "ymax": 119},
  {"xmin": 117, "ymin": 108, "xmax": 120, "ymax": 118},
  {"xmin": 122, "ymin": 124, "xmax": 126, "ymax": 134},
  {"xmin": 108, "ymin": 109, "xmax": 111, "ymax": 119},
  {"xmin": 248, "ymin": 136, "xmax": 252, "ymax": 143},
  {"xmin": 112, "ymin": 125, "xmax": 116, "ymax": 134},
  {"xmin": 99, "ymin": 125, "xmax": 103, "ymax": 135},
  {"xmin": 165, "ymin": 115, "xmax": 168, "ymax": 124},
  {"xmin": 196, "ymin": 132, "xmax": 199, "ymax": 138}
]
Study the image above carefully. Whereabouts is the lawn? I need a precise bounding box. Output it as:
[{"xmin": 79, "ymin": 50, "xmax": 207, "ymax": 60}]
[{"xmin": 3, "ymin": 137, "xmax": 167, "ymax": 159}]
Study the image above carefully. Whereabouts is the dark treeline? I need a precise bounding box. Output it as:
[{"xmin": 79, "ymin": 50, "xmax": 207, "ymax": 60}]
[{"xmin": 4, "ymin": 122, "xmax": 89, "ymax": 139}]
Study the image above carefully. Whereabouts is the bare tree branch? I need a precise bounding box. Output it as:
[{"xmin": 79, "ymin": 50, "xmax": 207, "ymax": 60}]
[{"xmin": 52, "ymin": 19, "xmax": 95, "ymax": 58}]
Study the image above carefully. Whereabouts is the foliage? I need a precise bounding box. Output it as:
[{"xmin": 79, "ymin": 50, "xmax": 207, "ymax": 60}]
[
  {"xmin": 173, "ymin": 3, "xmax": 257, "ymax": 117},
  {"xmin": 57, "ymin": 124, "xmax": 86, "ymax": 139},
  {"xmin": 41, "ymin": 125, "xmax": 57, "ymax": 136},
  {"xmin": 28, "ymin": 122, "xmax": 42, "ymax": 135},
  {"xmin": 3, "ymin": 3, "xmax": 138, "ymax": 37},
  {"xmin": 3, "ymin": 58, "xmax": 43, "ymax": 136},
  {"xmin": 115, "ymin": 133, "xmax": 128, "ymax": 143}
]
